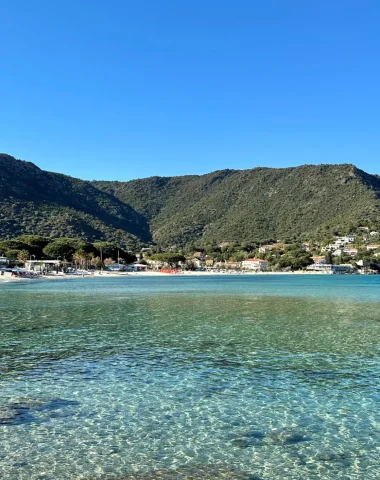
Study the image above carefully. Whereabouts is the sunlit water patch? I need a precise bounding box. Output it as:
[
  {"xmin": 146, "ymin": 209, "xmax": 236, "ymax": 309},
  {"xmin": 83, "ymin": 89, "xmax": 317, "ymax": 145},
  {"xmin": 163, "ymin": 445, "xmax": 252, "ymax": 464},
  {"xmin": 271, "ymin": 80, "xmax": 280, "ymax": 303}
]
[{"xmin": 0, "ymin": 275, "xmax": 379, "ymax": 479}]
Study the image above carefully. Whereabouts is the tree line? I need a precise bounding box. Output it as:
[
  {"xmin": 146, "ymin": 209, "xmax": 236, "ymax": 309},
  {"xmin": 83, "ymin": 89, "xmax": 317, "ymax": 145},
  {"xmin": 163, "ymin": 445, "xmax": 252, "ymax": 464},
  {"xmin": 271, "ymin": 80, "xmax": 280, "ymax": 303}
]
[{"xmin": 0, "ymin": 235, "xmax": 136, "ymax": 267}]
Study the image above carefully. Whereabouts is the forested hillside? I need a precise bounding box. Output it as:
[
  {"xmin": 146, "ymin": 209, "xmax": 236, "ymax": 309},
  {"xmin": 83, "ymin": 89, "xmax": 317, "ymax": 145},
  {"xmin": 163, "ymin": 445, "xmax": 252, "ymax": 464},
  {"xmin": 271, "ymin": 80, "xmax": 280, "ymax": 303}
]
[
  {"xmin": 0, "ymin": 154, "xmax": 150, "ymax": 248},
  {"xmin": 95, "ymin": 164, "xmax": 380, "ymax": 246},
  {"xmin": 1, "ymin": 153, "xmax": 380, "ymax": 247}
]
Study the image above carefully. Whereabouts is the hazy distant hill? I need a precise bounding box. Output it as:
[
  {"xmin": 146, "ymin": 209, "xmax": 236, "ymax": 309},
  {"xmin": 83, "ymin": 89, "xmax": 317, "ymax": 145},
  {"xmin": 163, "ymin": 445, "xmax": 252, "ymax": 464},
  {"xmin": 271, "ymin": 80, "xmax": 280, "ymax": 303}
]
[{"xmin": 1, "ymin": 153, "xmax": 380, "ymax": 247}]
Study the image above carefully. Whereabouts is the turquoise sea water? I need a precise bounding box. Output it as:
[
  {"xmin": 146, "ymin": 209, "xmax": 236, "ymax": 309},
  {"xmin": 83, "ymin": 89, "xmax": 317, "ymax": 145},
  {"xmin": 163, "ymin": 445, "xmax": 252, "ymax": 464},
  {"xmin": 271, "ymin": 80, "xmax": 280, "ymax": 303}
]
[{"xmin": 0, "ymin": 275, "xmax": 379, "ymax": 479}]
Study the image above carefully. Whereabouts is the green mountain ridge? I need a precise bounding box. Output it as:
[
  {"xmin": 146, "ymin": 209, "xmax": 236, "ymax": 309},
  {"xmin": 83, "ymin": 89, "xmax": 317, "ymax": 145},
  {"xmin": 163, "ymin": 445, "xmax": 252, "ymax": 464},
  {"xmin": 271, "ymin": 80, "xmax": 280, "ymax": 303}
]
[
  {"xmin": 0, "ymin": 154, "xmax": 150, "ymax": 247},
  {"xmin": 1, "ymin": 153, "xmax": 380, "ymax": 247}
]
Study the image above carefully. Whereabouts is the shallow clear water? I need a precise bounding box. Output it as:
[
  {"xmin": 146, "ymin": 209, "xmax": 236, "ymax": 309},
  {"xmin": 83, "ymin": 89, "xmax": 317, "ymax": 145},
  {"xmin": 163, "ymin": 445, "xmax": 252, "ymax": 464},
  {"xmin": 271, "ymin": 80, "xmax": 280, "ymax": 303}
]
[{"xmin": 0, "ymin": 275, "xmax": 379, "ymax": 479}]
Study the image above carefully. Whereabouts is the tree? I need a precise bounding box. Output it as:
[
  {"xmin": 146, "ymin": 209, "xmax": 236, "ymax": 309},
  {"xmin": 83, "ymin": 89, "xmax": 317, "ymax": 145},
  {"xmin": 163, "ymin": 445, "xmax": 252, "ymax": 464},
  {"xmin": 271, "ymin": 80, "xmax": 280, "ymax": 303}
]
[
  {"xmin": 17, "ymin": 250, "xmax": 30, "ymax": 262},
  {"xmin": 42, "ymin": 239, "xmax": 77, "ymax": 260},
  {"xmin": 325, "ymin": 251, "xmax": 333, "ymax": 264},
  {"xmin": 17, "ymin": 235, "xmax": 50, "ymax": 256},
  {"xmin": 150, "ymin": 253, "xmax": 186, "ymax": 267},
  {"xmin": 0, "ymin": 239, "xmax": 30, "ymax": 253}
]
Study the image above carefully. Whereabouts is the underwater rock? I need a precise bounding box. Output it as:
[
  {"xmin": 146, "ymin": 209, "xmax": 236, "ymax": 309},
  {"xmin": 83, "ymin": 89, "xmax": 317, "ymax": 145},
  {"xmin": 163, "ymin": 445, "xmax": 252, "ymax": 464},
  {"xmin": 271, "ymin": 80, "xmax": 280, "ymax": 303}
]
[
  {"xmin": 0, "ymin": 397, "xmax": 79, "ymax": 426},
  {"xmin": 267, "ymin": 428, "xmax": 311, "ymax": 445},
  {"xmin": 231, "ymin": 427, "xmax": 311, "ymax": 448},
  {"xmin": 230, "ymin": 430, "xmax": 266, "ymax": 448},
  {"xmin": 314, "ymin": 451, "xmax": 355, "ymax": 467},
  {"xmin": 0, "ymin": 405, "xmax": 37, "ymax": 426}
]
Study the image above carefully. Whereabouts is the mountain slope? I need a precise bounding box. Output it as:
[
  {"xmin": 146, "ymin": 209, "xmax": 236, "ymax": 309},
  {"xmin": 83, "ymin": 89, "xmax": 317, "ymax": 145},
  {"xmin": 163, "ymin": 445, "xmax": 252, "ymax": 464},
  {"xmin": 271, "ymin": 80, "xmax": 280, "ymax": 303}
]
[
  {"xmin": 0, "ymin": 154, "xmax": 150, "ymax": 245},
  {"xmin": 94, "ymin": 164, "xmax": 380, "ymax": 246},
  {"xmin": 1, "ymin": 153, "xmax": 380, "ymax": 247}
]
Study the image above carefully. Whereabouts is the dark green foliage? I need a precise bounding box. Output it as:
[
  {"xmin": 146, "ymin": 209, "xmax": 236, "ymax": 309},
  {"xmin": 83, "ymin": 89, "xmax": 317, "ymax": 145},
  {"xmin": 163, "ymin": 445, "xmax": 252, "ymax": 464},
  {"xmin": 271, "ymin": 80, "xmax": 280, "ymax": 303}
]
[
  {"xmin": 0, "ymin": 154, "xmax": 150, "ymax": 245},
  {"xmin": 1, "ymin": 154, "xmax": 380, "ymax": 248},
  {"xmin": 42, "ymin": 238, "xmax": 83, "ymax": 260},
  {"xmin": 0, "ymin": 235, "xmax": 136, "ymax": 265},
  {"xmin": 150, "ymin": 253, "xmax": 186, "ymax": 266},
  {"xmin": 92, "ymin": 241, "xmax": 136, "ymax": 264},
  {"xmin": 95, "ymin": 164, "xmax": 380, "ymax": 247},
  {"xmin": 0, "ymin": 239, "xmax": 30, "ymax": 252}
]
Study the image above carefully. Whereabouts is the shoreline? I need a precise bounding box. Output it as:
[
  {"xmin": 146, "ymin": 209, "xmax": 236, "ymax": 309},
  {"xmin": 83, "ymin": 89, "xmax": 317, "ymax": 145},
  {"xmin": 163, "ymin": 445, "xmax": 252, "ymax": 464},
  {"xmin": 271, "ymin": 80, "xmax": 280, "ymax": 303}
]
[{"xmin": 0, "ymin": 270, "xmax": 359, "ymax": 283}]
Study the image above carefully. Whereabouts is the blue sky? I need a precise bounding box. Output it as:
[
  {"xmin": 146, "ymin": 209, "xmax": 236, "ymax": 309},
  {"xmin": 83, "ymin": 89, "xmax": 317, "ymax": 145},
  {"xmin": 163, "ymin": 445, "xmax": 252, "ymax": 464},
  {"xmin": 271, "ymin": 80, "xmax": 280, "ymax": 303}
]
[{"xmin": 1, "ymin": 1, "xmax": 379, "ymax": 180}]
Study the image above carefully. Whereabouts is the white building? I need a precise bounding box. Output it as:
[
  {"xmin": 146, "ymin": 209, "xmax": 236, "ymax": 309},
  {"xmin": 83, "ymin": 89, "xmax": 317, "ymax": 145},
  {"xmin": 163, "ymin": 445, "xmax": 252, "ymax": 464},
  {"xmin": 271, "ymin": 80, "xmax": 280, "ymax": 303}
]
[
  {"xmin": 343, "ymin": 248, "xmax": 359, "ymax": 256},
  {"xmin": 241, "ymin": 258, "xmax": 268, "ymax": 271},
  {"xmin": 306, "ymin": 264, "xmax": 354, "ymax": 274},
  {"xmin": 25, "ymin": 259, "xmax": 69, "ymax": 272},
  {"xmin": 0, "ymin": 256, "xmax": 9, "ymax": 266}
]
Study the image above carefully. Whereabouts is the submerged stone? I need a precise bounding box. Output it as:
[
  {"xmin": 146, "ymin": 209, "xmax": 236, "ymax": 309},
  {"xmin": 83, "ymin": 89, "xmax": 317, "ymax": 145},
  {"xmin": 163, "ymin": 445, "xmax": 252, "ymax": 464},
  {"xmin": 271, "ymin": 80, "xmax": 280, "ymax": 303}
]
[
  {"xmin": 267, "ymin": 428, "xmax": 311, "ymax": 445},
  {"xmin": 231, "ymin": 430, "xmax": 266, "ymax": 448},
  {"xmin": 0, "ymin": 397, "xmax": 79, "ymax": 426}
]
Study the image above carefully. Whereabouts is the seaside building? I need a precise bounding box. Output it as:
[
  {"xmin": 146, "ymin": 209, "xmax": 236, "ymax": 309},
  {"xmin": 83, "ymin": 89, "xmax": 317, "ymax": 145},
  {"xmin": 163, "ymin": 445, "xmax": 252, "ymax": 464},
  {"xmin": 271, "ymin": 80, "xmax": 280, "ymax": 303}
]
[
  {"xmin": 226, "ymin": 261, "xmax": 241, "ymax": 269},
  {"xmin": 344, "ymin": 248, "xmax": 359, "ymax": 256},
  {"xmin": 0, "ymin": 256, "xmax": 9, "ymax": 266},
  {"xmin": 125, "ymin": 263, "xmax": 148, "ymax": 272},
  {"xmin": 367, "ymin": 244, "xmax": 380, "ymax": 251},
  {"xmin": 306, "ymin": 263, "xmax": 355, "ymax": 274},
  {"xmin": 241, "ymin": 258, "xmax": 268, "ymax": 271},
  {"xmin": 25, "ymin": 259, "xmax": 70, "ymax": 273}
]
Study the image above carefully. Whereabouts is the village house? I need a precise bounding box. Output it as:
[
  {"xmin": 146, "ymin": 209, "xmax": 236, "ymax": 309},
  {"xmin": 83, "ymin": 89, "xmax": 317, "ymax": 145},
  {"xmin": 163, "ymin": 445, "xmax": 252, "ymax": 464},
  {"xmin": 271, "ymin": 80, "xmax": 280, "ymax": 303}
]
[
  {"xmin": 241, "ymin": 258, "xmax": 268, "ymax": 271},
  {"xmin": 205, "ymin": 259, "xmax": 214, "ymax": 266},
  {"xmin": 367, "ymin": 244, "xmax": 380, "ymax": 251},
  {"xmin": 226, "ymin": 261, "xmax": 241, "ymax": 269},
  {"xmin": 259, "ymin": 244, "xmax": 284, "ymax": 254},
  {"xmin": 334, "ymin": 236, "xmax": 355, "ymax": 245},
  {"xmin": 343, "ymin": 248, "xmax": 359, "ymax": 256},
  {"xmin": 312, "ymin": 256, "xmax": 326, "ymax": 265}
]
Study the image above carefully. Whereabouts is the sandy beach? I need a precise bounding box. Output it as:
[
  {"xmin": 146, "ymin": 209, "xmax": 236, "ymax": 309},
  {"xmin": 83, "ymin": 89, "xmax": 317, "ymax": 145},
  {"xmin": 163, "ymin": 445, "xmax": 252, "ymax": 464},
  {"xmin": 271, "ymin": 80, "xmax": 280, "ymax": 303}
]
[{"xmin": 0, "ymin": 269, "xmax": 335, "ymax": 283}]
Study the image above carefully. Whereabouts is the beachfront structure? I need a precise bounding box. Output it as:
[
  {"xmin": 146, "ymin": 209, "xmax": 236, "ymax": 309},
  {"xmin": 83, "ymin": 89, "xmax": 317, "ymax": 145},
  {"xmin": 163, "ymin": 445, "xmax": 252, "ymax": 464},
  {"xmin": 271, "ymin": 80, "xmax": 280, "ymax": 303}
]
[
  {"xmin": 241, "ymin": 258, "xmax": 268, "ymax": 271},
  {"xmin": 226, "ymin": 261, "xmax": 241, "ymax": 269},
  {"xmin": 25, "ymin": 259, "xmax": 70, "ymax": 272},
  {"xmin": 306, "ymin": 263, "xmax": 354, "ymax": 274},
  {"xmin": 125, "ymin": 263, "xmax": 148, "ymax": 272},
  {"xmin": 0, "ymin": 256, "xmax": 9, "ymax": 265}
]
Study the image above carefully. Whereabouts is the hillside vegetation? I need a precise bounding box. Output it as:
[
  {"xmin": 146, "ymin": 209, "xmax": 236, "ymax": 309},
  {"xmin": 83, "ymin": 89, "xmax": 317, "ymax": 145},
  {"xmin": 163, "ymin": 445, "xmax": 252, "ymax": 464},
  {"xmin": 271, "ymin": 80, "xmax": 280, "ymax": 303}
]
[
  {"xmin": 94, "ymin": 164, "xmax": 380, "ymax": 246},
  {"xmin": 0, "ymin": 154, "xmax": 150, "ymax": 248},
  {"xmin": 1, "ymin": 153, "xmax": 380, "ymax": 247}
]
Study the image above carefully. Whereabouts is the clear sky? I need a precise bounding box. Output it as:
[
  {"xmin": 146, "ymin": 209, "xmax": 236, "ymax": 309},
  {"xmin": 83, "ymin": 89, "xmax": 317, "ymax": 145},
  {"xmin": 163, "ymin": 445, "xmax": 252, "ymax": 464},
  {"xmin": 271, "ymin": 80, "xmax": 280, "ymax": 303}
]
[{"xmin": 1, "ymin": 1, "xmax": 379, "ymax": 180}]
